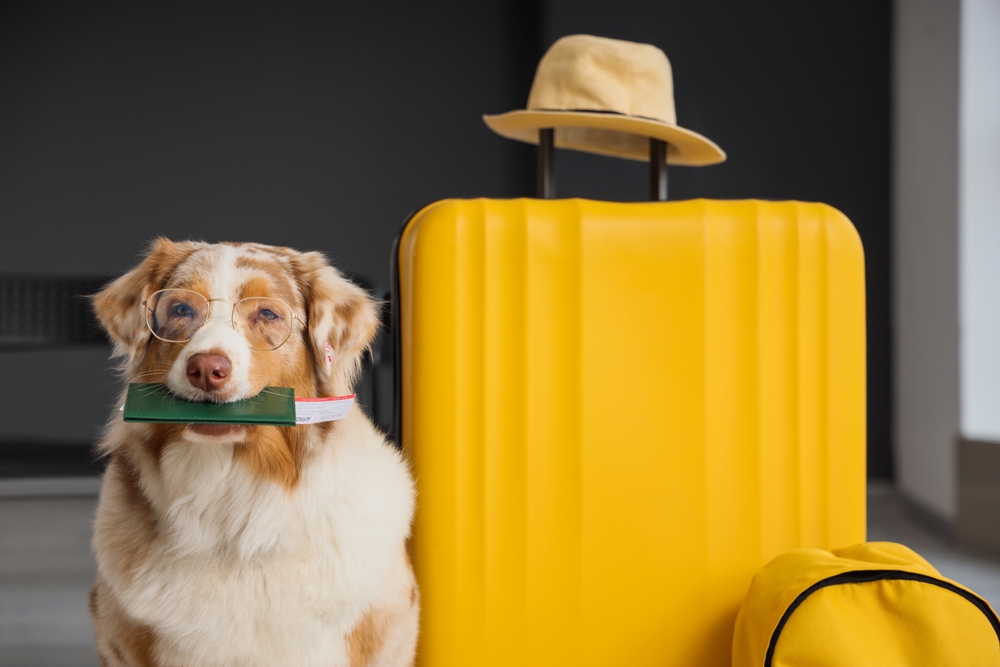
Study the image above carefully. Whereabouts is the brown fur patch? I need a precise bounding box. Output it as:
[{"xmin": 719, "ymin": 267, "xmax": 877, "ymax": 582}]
[
  {"xmin": 92, "ymin": 579, "xmax": 159, "ymax": 666},
  {"xmin": 145, "ymin": 424, "xmax": 185, "ymax": 468},
  {"xmin": 289, "ymin": 251, "xmax": 380, "ymax": 396},
  {"xmin": 347, "ymin": 607, "xmax": 391, "ymax": 667},
  {"xmin": 238, "ymin": 275, "xmax": 275, "ymax": 300},
  {"xmin": 114, "ymin": 625, "xmax": 158, "ymax": 667},
  {"xmin": 177, "ymin": 277, "xmax": 211, "ymax": 298},
  {"xmin": 144, "ymin": 239, "xmax": 199, "ymax": 290},
  {"xmin": 108, "ymin": 456, "xmax": 158, "ymax": 581},
  {"xmin": 233, "ymin": 256, "xmax": 299, "ymax": 306},
  {"xmin": 135, "ymin": 345, "xmax": 182, "ymax": 384},
  {"xmin": 92, "ymin": 238, "xmax": 201, "ymax": 351},
  {"xmin": 234, "ymin": 425, "xmax": 302, "ymax": 489},
  {"xmin": 234, "ymin": 253, "xmax": 282, "ymax": 276},
  {"xmin": 332, "ymin": 299, "xmax": 366, "ymax": 352},
  {"xmin": 404, "ymin": 549, "xmax": 418, "ymax": 606}
]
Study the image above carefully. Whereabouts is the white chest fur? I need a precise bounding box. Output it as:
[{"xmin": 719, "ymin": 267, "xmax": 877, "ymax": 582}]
[{"xmin": 94, "ymin": 418, "xmax": 415, "ymax": 667}]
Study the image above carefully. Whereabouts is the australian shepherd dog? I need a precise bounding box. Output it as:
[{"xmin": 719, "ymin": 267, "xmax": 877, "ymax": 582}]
[{"xmin": 89, "ymin": 239, "xmax": 418, "ymax": 666}]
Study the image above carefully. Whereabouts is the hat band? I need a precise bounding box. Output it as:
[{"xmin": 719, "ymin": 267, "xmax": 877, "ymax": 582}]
[{"xmin": 533, "ymin": 108, "xmax": 672, "ymax": 125}]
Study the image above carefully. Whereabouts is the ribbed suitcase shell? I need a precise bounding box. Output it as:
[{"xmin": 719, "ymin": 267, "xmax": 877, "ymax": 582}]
[{"xmin": 396, "ymin": 198, "xmax": 866, "ymax": 667}]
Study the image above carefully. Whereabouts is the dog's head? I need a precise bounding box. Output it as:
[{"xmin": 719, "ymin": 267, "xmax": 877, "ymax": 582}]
[{"xmin": 94, "ymin": 238, "xmax": 379, "ymax": 423}]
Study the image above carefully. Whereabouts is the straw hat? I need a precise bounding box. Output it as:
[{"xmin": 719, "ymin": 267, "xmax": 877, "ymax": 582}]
[{"xmin": 483, "ymin": 35, "xmax": 725, "ymax": 165}]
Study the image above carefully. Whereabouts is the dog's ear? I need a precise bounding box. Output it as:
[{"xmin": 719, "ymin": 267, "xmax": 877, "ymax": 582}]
[
  {"xmin": 92, "ymin": 238, "xmax": 199, "ymax": 360},
  {"xmin": 293, "ymin": 252, "xmax": 380, "ymax": 394}
]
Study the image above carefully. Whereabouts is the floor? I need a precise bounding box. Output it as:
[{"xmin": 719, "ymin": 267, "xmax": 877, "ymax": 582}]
[
  {"xmin": 1, "ymin": 479, "xmax": 997, "ymax": 667},
  {"xmin": 0, "ymin": 479, "xmax": 101, "ymax": 667},
  {"xmin": 866, "ymin": 481, "xmax": 1000, "ymax": 604}
]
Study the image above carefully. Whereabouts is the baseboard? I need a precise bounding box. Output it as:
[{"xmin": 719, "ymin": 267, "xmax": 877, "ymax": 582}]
[
  {"xmin": 898, "ymin": 487, "xmax": 955, "ymax": 540},
  {"xmin": 957, "ymin": 437, "xmax": 1000, "ymax": 554},
  {"xmin": 0, "ymin": 440, "xmax": 105, "ymax": 478},
  {"xmin": 0, "ymin": 476, "xmax": 102, "ymax": 498}
]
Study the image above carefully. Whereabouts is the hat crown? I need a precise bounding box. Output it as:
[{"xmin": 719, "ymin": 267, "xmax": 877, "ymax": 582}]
[{"xmin": 526, "ymin": 35, "xmax": 677, "ymax": 126}]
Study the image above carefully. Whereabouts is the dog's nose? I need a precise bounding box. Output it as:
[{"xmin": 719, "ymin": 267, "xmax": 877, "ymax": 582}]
[{"xmin": 186, "ymin": 353, "xmax": 232, "ymax": 392}]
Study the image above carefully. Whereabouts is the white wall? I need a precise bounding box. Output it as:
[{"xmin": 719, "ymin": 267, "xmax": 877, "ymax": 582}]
[
  {"xmin": 893, "ymin": 0, "xmax": 961, "ymax": 519},
  {"xmin": 959, "ymin": 0, "xmax": 1000, "ymax": 442},
  {"xmin": 895, "ymin": 0, "xmax": 1000, "ymax": 520}
]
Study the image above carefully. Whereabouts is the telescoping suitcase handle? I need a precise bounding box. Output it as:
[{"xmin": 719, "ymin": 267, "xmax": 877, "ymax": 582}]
[{"xmin": 536, "ymin": 128, "xmax": 669, "ymax": 201}]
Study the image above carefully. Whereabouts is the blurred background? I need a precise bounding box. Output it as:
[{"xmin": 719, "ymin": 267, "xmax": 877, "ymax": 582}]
[{"xmin": 1, "ymin": 1, "xmax": 998, "ymax": 665}]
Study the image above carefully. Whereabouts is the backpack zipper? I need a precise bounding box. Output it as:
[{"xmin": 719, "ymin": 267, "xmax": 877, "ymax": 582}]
[{"xmin": 764, "ymin": 569, "xmax": 1000, "ymax": 667}]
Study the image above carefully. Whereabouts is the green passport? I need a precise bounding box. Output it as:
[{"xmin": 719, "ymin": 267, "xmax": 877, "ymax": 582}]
[{"xmin": 122, "ymin": 383, "xmax": 296, "ymax": 426}]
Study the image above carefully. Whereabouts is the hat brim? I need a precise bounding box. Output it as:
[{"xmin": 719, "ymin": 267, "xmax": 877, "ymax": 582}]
[{"xmin": 482, "ymin": 110, "xmax": 726, "ymax": 166}]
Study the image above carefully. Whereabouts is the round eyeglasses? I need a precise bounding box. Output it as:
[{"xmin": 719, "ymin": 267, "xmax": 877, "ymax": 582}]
[{"xmin": 141, "ymin": 289, "xmax": 304, "ymax": 351}]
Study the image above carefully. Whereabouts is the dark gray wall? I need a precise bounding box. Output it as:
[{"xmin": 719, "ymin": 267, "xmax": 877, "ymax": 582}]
[
  {"xmin": 0, "ymin": 1, "xmax": 892, "ymax": 477},
  {"xmin": 0, "ymin": 1, "xmax": 534, "ymax": 281},
  {"xmin": 0, "ymin": 0, "xmax": 538, "ymax": 446}
]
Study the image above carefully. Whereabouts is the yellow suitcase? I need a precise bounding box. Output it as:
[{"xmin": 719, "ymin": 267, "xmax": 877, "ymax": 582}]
[{"xmin": 394, "ymin": 198, "xmax": 866, "ymax": 667}]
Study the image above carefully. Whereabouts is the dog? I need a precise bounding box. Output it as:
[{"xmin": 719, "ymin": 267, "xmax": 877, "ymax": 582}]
[{"xmin": 89, "ymin": 239, "xmax": 418, "ymax": 667}]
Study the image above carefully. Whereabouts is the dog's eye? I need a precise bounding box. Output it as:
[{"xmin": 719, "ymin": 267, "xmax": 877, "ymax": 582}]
[
  {"xmin": 171, "ymin": 302, "xmax": 195, "ymax": 318},
  {"xmin": 234, "ymin": 298, "xmax": 292, "ymax": 350}
]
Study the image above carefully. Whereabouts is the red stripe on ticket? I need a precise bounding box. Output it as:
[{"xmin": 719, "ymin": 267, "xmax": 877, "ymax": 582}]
[
  {"xmin": 294, "ymin": 394, "xmax": 355, "ymax": 424},
  {"xmin": 295, "ymin": 394, "xmax": 356, "ymax": 403}
]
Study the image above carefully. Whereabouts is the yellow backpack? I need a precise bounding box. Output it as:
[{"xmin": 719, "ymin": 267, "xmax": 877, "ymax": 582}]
[{"xmin": 733, "ymin": 542, "xmax": 1000, "ymax": 666}]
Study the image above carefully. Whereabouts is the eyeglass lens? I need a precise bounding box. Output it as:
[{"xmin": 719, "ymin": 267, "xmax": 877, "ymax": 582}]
[
  {"xmin": 233, "ymin": 297, "xmax": 294, "ymax": 350},
  {"xmin": 146, "ymin": 289, "xmax": 294, "ymax": 350},
  {"xmin": 147, "ymin": 290, "xmax": 209, "ymax": 343}
]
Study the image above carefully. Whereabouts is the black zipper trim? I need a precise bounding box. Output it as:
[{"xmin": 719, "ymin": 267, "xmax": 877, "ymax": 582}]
[
  {"xmin": 764, "ymin": 569, "xmax": 1000, "ymax": 666},
  {"xmin": 389, "ymin": 228, "xmax": 403, "ymax": 448}
]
